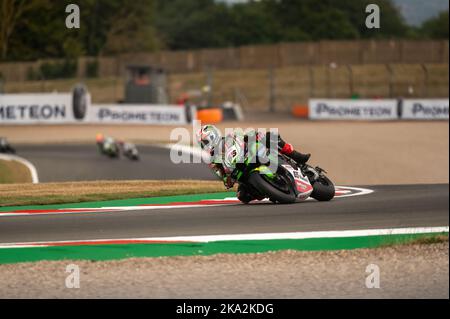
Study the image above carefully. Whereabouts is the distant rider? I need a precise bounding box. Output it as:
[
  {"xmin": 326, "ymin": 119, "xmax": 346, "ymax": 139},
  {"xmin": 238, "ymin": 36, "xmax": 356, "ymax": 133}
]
[{"xmin": 96, "ymin": 133, "xmax": 119, "ymax": 156}]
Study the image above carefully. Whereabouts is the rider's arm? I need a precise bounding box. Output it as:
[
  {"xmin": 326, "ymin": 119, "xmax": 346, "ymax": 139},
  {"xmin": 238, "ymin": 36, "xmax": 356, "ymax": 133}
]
[{"xmin": 209, "ymin": 163, "xmax": 235, "ymax": 189}]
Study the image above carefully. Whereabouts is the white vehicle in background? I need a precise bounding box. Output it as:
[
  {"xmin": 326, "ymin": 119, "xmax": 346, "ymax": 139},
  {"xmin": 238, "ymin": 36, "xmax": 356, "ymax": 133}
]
[{"xmin": 0, "ymin": 137, "xmax": 15, "ymax": 154}]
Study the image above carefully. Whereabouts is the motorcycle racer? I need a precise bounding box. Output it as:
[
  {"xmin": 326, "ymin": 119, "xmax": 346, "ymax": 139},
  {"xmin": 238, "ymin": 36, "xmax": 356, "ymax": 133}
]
[
  {"xmin": 119, "ymin": 140, "xmax": 140, "ymax": 161},
  {"xmin": 197, "ymin": 125, "xmax": 311, "ymax": 203},
  {"xmin": 96, "ymin": 133, "xmax": 120, "ymax": 158}
]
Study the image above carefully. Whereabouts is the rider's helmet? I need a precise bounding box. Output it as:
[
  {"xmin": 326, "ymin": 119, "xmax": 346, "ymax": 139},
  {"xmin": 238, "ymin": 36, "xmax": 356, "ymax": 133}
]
[
  {"xmin": 197, "ymin": 125, "xmax": 221, "ymax": 154},
  {"xmin": 96, "ymin": 133, "xmax": 104, "ymax": 143}
]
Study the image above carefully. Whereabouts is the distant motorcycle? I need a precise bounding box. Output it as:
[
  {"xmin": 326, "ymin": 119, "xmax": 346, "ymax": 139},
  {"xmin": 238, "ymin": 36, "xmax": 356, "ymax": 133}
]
[
  {"xmin": 121, "ymin": 142, "xmax": 140, "ymax": 161},
  {"xmin": 0, "ymin": 137, "xmax": 16, "ymax": 154},
  {"xmin": 99, "ymin": 137, "xmax": 120, "ymax": 158}
]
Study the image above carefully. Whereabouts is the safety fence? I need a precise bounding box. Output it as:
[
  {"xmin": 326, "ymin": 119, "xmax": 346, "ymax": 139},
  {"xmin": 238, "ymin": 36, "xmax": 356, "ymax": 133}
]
[{"xmin": 0, "ymin": 40, "xmax": 448, "ymax": 82}]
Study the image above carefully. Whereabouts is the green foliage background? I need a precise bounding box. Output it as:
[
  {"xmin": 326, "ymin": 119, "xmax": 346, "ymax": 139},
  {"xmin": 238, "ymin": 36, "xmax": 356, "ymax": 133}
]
[{"xmin": 0, "ymin": 0, "xmax": 447, "ymax": 62}]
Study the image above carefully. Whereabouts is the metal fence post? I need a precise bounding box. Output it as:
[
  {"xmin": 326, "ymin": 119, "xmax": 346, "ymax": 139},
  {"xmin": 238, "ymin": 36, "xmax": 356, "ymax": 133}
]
[
  {"xmin": 421, "ymin": 64, "xmax": 429, "ymax": 98},
  {"xmin": 386, "ymin": 64, "xmax": 394, "ymax": 98},
  {"xmin": 347, "ymin": 64, "xmax": 354, "ymax": 97},
  {"xmin": 206, "ymin": 67, "xmax": 214, "ymax": 107},
  {"xmin": 327, "ymin": 65, "xmax": 331, "ymax": 98},
  {"xmin": 309, "ymin": 66, "xmax": 315, "ymax": 98},
  {"xmin": 269, "ymin": 66, "xmax": 275, "ymax": 112}
]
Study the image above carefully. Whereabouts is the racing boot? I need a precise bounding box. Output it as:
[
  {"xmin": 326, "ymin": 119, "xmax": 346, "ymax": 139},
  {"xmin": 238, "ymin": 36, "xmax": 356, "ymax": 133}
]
[
  {"xmin": 280, "ymin": 142, "xmax": 310, "ymax": 165},
  {"xmin": 288, "ymin": 150, "xmax": 311, "ymax": 165}
]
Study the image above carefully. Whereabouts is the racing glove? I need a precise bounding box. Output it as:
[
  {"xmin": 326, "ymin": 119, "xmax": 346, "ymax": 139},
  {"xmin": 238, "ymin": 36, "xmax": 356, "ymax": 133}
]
[
  {"xmin": 209, "ymin": 163, "xmax": 235, "ymax": 189},
  {"xmin": 223, "ymin": 175, "xmax": 236, "ymax": 189}
]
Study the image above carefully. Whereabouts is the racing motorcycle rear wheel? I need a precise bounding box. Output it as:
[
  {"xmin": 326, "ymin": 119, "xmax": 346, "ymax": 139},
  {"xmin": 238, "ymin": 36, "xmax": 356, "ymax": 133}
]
[{"xmin": 248, "ymin": 171, "xmax": 296, "ymax": 204}]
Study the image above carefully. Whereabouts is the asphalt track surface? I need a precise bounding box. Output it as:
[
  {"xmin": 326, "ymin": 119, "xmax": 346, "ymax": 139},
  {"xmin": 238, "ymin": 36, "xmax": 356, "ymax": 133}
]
[
  {"xmin": 14, "ymin": 144, "xmax": 215, "ymax": 182},
  {"xmin": 0, "ymin": 184, "xmax": 448, "ymax": 244}
]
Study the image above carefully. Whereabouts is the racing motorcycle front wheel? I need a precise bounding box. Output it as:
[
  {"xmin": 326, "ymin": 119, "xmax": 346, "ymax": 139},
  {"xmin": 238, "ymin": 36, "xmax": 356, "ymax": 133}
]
[{"xmin": 311, "ymin": 175, "xmax": 335, "ymax": 201}]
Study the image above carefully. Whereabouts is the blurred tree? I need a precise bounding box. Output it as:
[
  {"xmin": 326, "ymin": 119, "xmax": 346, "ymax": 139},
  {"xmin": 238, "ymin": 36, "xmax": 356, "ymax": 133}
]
[
  {"xmin": 155, "ymin": 0, "xmax": 410, "ymax": 50},
  {"xmin": 1, "ymin": 0, "xmax": 434, "ymax": 61},
  {"xmin": 102, "ymin": 0, "xmax": 160, "ymax": 54},
  {"xmin": 0, "ymin": 0, "xmax": 48, "ymax": 60},
  {"xmin": 420, "ymin": 11, "xmax": 449, "ymax": 39},
  {"xmin": 332, "ymin": 0, "xmax": 408, "ymax": 38},
  {"xmin": 155, "ymin": 0, "xmax": 232, "ymax": 50},
  {"xmin": 227, "ymin": 1, "xmax": 283, "ymax": 45},
  {"xmin": 3, "ymin": 0, "xmax": 159, "ymax": 61}
]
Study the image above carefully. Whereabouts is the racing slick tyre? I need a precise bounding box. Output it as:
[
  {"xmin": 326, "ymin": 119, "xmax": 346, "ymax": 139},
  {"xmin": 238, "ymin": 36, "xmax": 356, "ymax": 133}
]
[
  {"xmin": 311, "ymin": 175, "xmax": 335, "ymax": 201},
  {"xmin": 72, "ymin": 84, "xmax": 88, "ymax": 120},
  {"xmin": 248, "ymin": 172, "xmax": 296, "ymax": 204}
]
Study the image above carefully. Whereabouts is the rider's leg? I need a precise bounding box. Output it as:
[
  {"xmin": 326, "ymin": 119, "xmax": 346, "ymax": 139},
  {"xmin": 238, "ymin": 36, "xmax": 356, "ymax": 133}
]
[
  {"xmin": 268, "ymin": 132, "xmax": 311, "ymax": 165},
  {"xmin": 281, "ymin": 143, "xmax": 311, "ymax": 165}
]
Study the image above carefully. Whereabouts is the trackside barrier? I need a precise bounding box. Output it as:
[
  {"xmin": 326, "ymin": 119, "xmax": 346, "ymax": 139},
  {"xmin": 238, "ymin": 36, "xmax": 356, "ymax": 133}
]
[
  {"xmin": 401, "ymin": 99, "xmax": 449, "ymax": 120},
  {"xmin": 307, "ymin": 99, "xmax": 449, "ymax": 120},
  {"xmin": 308, "ymin": 99, "xmax": 398, "ymax": 120},
  {"xmin": 292, "ymin": 105, "xmax": 309, "ymax": 118},
  {"xmin": 196, "ymin": 108, "xmax": 223, "ymax": 124},
  {"xmin": 0, "ymin": 85, "xmax": 90, "ymax": 124},
  {"xmin": 0, "ymin": 88, "xmax": 196, "ymax": 125},
  {"xmin": 88, "ymin": 104, "xmax": 193, "ymax": 125}
]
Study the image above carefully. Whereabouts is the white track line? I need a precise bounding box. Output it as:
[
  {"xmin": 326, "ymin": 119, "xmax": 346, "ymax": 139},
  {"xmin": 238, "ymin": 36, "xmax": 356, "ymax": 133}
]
[
  {"xmin": 0, "ymin": 186, "xmax": 373, "ymax": 218},
  {"xmin": 0, "ymin": 154, "xmax": 39, "ymax": 183},
  {"xmin": 334, "ymin": 186, "xmax": 374, "ymax": 198},
  {"xmin": 0, "ymin": 186, "xmax": 372, "ymax": 217},
  {"xmin": 0, "ymin": 226, "xmax": 447, "ymax": 248}
]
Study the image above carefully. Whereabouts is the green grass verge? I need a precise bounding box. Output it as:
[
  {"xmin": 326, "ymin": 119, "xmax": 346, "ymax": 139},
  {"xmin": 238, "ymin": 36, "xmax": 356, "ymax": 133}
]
[
  {"xmin": 0, "ymin": 159, "xmax": 32, "ymax": 184},
  {"xmin": 0, "ymin": 180, "xmax": 230, "ymax": 207},
  {"xmin": 0, "ymin": 233, "xmax": 447, "ymax": 264},
  {"xmin": 0, "ymin": 191, "xmax": 234, "ymax": 212},
  {"xmin": 381, "ymin": 234, "xmax": 449, "ymax": 247}
]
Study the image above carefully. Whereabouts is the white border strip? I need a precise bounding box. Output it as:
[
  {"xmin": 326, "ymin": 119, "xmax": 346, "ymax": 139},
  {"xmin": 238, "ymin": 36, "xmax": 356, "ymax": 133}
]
[
  {"xmin": 0, "ymin": 186, "xmax": 373, "ymax": 217},
  {"xmin": 0, "ymin": 226, "xmax": 447, "ymax": 248},
  {"xmin": 0, "ymin": 154, "xmax": 39, "ymax": 183}
]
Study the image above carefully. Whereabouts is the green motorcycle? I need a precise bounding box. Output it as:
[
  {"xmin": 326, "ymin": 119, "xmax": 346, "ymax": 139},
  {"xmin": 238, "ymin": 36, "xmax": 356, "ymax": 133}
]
[
  {"xmin": 221, "ymin": 135, "xmax": 335, "ymax": 204},
  {"xmin": 100, "ymin": 137, "xmax": 120, "ymax": 158}
]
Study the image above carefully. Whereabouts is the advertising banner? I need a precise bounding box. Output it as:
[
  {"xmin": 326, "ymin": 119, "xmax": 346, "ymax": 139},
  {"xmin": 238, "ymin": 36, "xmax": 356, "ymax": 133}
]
[
  {"xmin": 0, "ymin": 85, "xmax": 90, "ymax": 124},
  {"xmin": 89, "ymin": 104, "xmax": 191, "ymax": 125},
  {"xmin": 401, "ymin": 99, "xmax": 449, "ymax": 120},
  {"xmin": 309, "ymin": 99, "xmax": 398, "ymax": 120},
  {"xmin": 0, "ymin": 89, "xmax": 191, "ymax": 125},
  {"xmin": 0, "ymin": 93, "xmax": 76, "ymax": 124}
]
